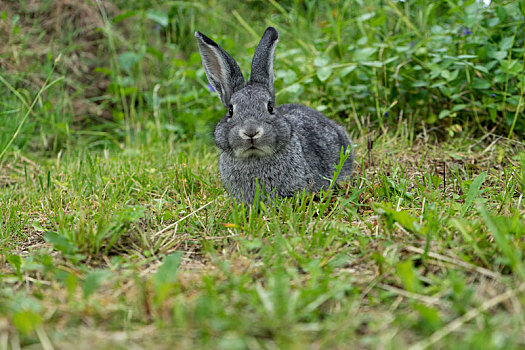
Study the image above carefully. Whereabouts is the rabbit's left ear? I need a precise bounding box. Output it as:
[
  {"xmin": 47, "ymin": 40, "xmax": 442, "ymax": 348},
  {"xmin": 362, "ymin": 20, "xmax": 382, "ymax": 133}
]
[
  {"xmin": 250, "ymin": 27, "xmax": 279, "ymax": 100},
  {"xmin": 195, "ymin": 31, "xmax": 245, "ymax": 107}
]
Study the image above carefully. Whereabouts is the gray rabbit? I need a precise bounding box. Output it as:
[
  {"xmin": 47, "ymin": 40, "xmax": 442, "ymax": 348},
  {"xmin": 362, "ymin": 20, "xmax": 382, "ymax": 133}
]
[{"xmin": 195, "ymin": 27, "xmax": 354, "ymax": 204}]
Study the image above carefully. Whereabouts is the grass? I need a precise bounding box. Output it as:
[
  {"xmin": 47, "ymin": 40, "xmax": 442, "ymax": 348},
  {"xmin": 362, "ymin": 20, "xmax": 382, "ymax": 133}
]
[
  {"xmin": 1, "ymin": 0, "xmax": 525, "ymax": 348},
  {"xmin": 1, "ymin": 134, "xmax": 524, "ymax": 348}
]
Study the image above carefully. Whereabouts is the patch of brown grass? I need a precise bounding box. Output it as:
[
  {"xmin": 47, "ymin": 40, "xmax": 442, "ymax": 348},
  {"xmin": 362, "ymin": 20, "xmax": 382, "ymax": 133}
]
[{"xmin": 0, "ymin": 0, "xmax": 119, "ymax": 119}]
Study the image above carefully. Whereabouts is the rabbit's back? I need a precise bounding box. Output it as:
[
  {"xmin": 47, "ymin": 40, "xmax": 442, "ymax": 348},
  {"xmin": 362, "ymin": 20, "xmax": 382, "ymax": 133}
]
[{"xmin": 278, "ymin": 103, "xmax": 354, "ymax": 186}]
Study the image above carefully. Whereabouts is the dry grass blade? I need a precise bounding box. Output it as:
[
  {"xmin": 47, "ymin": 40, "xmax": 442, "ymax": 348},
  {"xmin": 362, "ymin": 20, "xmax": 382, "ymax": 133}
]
[
  {"xmin": 409, "ymin": 282, "xmax": 525, "ymax": 350},
  {"xmin": 154, "ymin": 199, "xmax": 218, "ymax": 237},
  {"xmin": 405, "ymin": 246, "xmax": 502, "ymax": 281},
  {"xmin": 377, "ymin": 284, "xmax": 445, "ymax": 306},
  {"xmin": 35, "ymin": 326, "xmax": 54, "ymax": 350}
]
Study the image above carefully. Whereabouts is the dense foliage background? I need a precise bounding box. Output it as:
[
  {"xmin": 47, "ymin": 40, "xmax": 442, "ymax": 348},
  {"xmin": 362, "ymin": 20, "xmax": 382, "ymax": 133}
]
[{"xmin": 0, "ymin": 0, "xmax": 523, "ymax": 156}]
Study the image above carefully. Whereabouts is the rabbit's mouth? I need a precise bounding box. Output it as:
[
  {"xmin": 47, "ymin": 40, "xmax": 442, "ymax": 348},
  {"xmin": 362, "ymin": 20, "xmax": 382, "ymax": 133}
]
[{"xmin": 234, "ymin": 145, "xmax": 273, "ymax": 158}]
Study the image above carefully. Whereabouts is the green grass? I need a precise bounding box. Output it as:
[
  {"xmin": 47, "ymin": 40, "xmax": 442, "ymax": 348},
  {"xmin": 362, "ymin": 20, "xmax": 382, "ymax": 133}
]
[
  {"xmin": 1, "ymin": 0, "xmax": 525, "ymax": 348},
  {"xmin": 1, "ymin": 136, "xmax": 524, "ymax": 348}
]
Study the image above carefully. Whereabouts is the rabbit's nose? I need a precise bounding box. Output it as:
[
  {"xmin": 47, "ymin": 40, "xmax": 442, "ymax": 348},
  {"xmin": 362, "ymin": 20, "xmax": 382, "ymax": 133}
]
[{"xmin": 239, "ymin": 127, "xmax": 263, "ymax": 140}]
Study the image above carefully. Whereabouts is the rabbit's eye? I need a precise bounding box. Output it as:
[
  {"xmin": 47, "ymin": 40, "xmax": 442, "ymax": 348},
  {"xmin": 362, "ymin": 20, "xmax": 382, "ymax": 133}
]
[
  {"xmin": 267, "ymin": 101, "xmax": 274, "ymax": 114},
  {"xmin": 228, "ymin": 105, "xmax": 233, "ymax": 117}
]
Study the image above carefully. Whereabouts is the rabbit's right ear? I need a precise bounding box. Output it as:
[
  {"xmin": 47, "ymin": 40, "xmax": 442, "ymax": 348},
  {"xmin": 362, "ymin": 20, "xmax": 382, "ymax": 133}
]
[
  {"xmin": 250, "ymin": 27, "xmax": 279, "ymax": 100},
  {"xmin": 195, "ymin": 32, "xmax": 245, "ymax": 107}
]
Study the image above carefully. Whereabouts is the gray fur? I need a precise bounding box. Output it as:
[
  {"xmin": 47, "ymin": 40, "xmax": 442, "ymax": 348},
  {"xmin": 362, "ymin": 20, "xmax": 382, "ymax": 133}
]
[
  {"xmin": 250, "ymin": 27, "xmax": 279, "ymax": 100},
  {"xmin": 195, "ymin": 27, "xmax": 354, "ymax": 204}
]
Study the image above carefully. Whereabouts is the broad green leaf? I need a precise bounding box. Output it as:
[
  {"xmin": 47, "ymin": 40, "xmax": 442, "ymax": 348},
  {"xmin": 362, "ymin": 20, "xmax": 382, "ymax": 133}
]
[
  {"xmin": 154, "ymin": 252, "xmax": 182, "ymax": 288},
  {"xmin": 113, "ymin": 10, "xmax": 136, "ymax": 23},
  {"xmin": 285, "ymin": 83, "xmax": 304, "ymax": 95},
  {"xmin": 452, "ymin": 104, "xmax": 467, "ymax": 112},
  {"xmin": 460, "ymin": 171, "xmax": 486, "ymax": 216},
  {"xmin": 472, "ymin": 78, "xmax": 491, "ymax": 90},
  {"xmin": 474, "ymin": 65, "xmax": 489, "ymax": 73},
  {"xmin": 496, "ymin": 6, "xmax": 507, "ymax": 22},
  {"xmin": 43, "ymin": 231, "xmax": 78, "ymax": 255},
  {"xmin": 317, "ymin": 67, "xmax": 332, "ymax": 82},
  {"xmin": 414, "ymin": 304, "xmax": 442, "ymax": 330},
  {"xmin": 487, "ymin": 17, "xmax": 500, "ymax": 27},
  {"xmin": 7, "ymin": 254, "xmax": 22, "ymax": 278},
  {"xmin": 357, "ymin": 12, "xmax": 375, "ymax": 21},
  {"xmin": 114, "ymin": 205, "xmax": 146, "ymax": 223},
  {"xmin": 154, "ymin": 252, "xmax": 183, "ymax": 303},
  {"xmin": 500, "ymin": 60, "xmax": 521, "ymax": 75},
  {"xmin": 353, "ymin": 47, "xmax": 376, "ymax": 61},
  {"xmin": 376, "ymin": 204, "xmax": 427, "ymax": 235},
  {"xmin": 396, "ymin": 260, "xmax": 421, "ymax": 293},
  {"xmin": 32, "ymin": 219, "xmax": 45, "ymax": 232},
  {"xmin": 478, "ymin": 205, "xmax": 525, "ymax": 279},
  {"xmin": 13, "ymin": 310, "xmax": 42, "ymax": 334},
  {"xmin": 338, "ymin": 65, "xmax": 356, "ymax": 78},
  {"xmin": 487, "ymin": 50, "xmax": 507, "ymax": 61},
  {"xmin": 438, "ymin": 110, "xmax": 450, "ymax": 119},
  {"xmin": 313, "ymin": 56, "xmax": 330, "ymax": 67},
  {"xmin": 499, "ymin": 36, "xmax": 514, "ymax": 51},
  {"xmin": 66, "ymin": 272, "xmax": 78, "ymax": 300},
  {"xmin": 371, "ymin": 13, "xmax": 386, "ymax": 27},
  {"xmin": 412, "ymin": 80, "xmax": 428, "ymax": 87},
  {"xmin": 395, "ymin": 45, "xmax": 411, "ymax": 53},
  {"xmin": 362, "ymin": 61, "xmax": 383, "ymax": 68},
  {"xmin": 82, "ymin": 270, "xmax": 113, "ymax": 299},
  {"xmin": 440, "ymin": 70, "xmax": 451, "ymax": 81},
  {"xmin": 146, "ymin": 46, "xmax": 164, "ymax": 62},
  {"xmin": 430, "ymin": 81, "xmax": 446, "ymax": 88},
  {"xmin": 494, "ymin": 73, "xmax": 507, "ymax": 83},
  {"xmin": 457, "ymin": 55, "xmax": 477, "ymax": 59},
  {"xmin": 119, "ymin": 52, "xmax": 143, "ymax": 73},
  {"xmin": 146, "ymin": 10, "xmax": 169, "ymax": 27},
  {"xmin": 383, "ymin": 56, "xmax": 399, "ymax": 64},
  {"xmin": 277, "ymin": 69, "xmax": 297, "ymax": 84}
]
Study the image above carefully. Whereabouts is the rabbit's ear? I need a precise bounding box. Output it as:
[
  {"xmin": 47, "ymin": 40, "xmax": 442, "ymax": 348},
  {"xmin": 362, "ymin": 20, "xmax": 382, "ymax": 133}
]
[
  {"xmin": 250, "ymin": 27, "xmax": 279, "ymax": 99},
  {"xmin": 195, "ymin": 31, "xmax": 245, "ymax": 107}
]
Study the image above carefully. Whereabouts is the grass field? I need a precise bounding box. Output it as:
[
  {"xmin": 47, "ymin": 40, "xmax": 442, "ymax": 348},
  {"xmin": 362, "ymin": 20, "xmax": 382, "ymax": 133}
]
[{"xmin": 1, "ymin": 0, "xmax": 525, "ymax": 349}]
